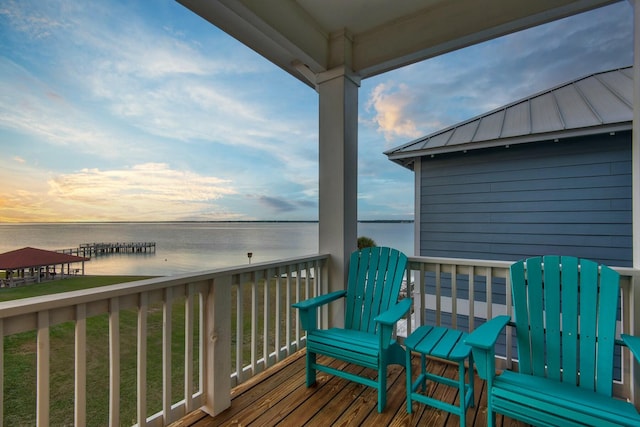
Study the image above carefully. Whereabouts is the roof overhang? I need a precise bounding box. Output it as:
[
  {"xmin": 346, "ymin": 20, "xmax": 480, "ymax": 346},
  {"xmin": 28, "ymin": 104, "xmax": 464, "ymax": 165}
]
[
  {"xmin": 386, "ymin": 123, "xmax": 632, "ymax": 170},
  {"xmin": 177, "ymin": 0, "xmax": 620, "ymax": 88},
  {"xmin": 385, "ymin": 66, "xmax": 634, "ymax": 170}
]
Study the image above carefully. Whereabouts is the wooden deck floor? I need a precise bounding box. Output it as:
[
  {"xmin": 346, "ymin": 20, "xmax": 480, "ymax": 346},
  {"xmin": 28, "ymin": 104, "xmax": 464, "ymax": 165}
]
[{"xmin": 172, "ymin": 349, "xmax": 529, "ymax": 427}]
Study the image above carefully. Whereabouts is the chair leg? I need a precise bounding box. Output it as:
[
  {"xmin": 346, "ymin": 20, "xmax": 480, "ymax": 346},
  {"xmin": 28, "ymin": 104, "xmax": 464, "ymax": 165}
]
[
  {"xmin": 459, "ymin": 361, "xmax": 466, "ymax": 426},
  {"xmin": 306, "ymin": 350, "xmax": 317, "ymax": 386},
  {"xmin": 468, "ymin": 353, "xmax": 475, "ymax": 408},
  {"xmin": 406, "ymin": 351, "xmax": 413, "ymax": 414},
  {"xmin": 378, "ymin": 364, "xmax": 387, "ymax": 413},
  {"xmin": 487, "ymin": 402, "xmax": 495, "ymax": 427},
  {"xmin": 420, "ymin": 353, "xmax": 427, "ymax": 391}
]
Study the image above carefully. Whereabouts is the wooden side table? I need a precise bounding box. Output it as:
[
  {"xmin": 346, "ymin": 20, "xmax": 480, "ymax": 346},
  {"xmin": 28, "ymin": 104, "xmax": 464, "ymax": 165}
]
[{"xmin": 405, "ymin": 325, "xmax": 475, "ymax": 425}]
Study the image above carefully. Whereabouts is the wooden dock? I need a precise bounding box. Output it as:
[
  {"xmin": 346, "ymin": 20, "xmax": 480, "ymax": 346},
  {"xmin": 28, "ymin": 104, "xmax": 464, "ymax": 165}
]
[{"xmin": 78, "ymin": 242, "xmax": 156, "ymax": 257}]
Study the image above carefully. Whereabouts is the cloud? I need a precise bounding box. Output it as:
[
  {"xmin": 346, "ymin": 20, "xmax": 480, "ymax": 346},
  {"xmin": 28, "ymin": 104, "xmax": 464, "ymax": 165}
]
[
  {"xmin": 362, "ymin": 2, "xmax": 633, "ymax": 145},
  {"xmin": 365, "ymin": 82, "xmax": 423, "ymax": 142},
  {"xmin": 0, "ymin": 162, "xmax": 237, "ymax": 222},
  {"xmin": 49, "ymin": 162, "xmax": 235, "ymax": 202},
  {"xmin": 0, "ymin": 0, "xmax": 66, "ymax": 40},
  {"xmin": 0, "ymin": 0, "xmax": 632, "ymax": 223},
  {"xmin": 255, "ymin": 195, "xmax": 316, "ymax": 213},
  {"xmin": 0, "ymin": 58, "xmax": 146, "ymax": 159},
  {"xmin": 356, "ymin": 2, "xmax": 633, "ymax": 221}
]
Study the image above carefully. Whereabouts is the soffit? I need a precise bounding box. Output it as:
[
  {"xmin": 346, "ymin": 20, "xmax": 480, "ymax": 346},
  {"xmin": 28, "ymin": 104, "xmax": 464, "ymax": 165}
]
[{"xmin": 177, "ymin": 0, "xmax": 619, "ymax": 87}]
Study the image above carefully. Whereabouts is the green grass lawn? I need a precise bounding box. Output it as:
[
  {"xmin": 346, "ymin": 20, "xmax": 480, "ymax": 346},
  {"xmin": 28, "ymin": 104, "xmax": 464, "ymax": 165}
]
[
  {"xmin": 1, "ymin": 274, "xmax": 305, "ymax": 426},
  {"xmin": 0, "ymin": 275, "xmax": 150, "ymax": 302}
]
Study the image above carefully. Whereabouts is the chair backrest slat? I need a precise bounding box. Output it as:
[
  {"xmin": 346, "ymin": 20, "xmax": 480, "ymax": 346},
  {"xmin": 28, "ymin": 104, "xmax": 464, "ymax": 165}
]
[
  {"xmin": 345, "ymin": 247, "xmax": 407, "ymax": 333},
  {"xmin": 510, "ymin": 256, "xmax": 620, "ymax": 396},
  {"xmin": 361, "ymin": 247, "xmax": 383, "ymax": 332},
  {"xmin": 511, "ymin": 259, "xmax": 533, "ymax": 374},
  {"xmin": 365, "ymin": 247, "xmax": 387, "ymax": 332},
  {"xmin": 543, "ymin": 255, "xmax": 562, "ymax": 381},
  {"xmin": 579, "ymin": 259, "xmax": 599, "ymax": 390},
  {"xmin": 560, "ymin": 256, "xmax": 579, "ymax": 383},
  {"xmin": 595, "ymin": 265, "xmax": 620, "ymax": 394}
]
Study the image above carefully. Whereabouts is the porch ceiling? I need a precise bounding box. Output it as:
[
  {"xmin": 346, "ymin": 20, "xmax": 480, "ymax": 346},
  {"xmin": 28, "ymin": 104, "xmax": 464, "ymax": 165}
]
[{"xmin": 177, "ymin": 0, "xmax": 619, "ymax": 87}]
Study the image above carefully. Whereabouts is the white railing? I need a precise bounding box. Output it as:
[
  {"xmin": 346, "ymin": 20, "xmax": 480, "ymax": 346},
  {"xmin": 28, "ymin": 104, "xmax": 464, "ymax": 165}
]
[
  {"xmin": 1, "ymin": 253, "xmax": 637, "ymax": 426},
  {"xmin": 404, "ymin": 256, "xmax": 640, "ymax": 405},
  {"xmin": 0, "ymin": 254, "xmax": 328, "ymax": 427}
]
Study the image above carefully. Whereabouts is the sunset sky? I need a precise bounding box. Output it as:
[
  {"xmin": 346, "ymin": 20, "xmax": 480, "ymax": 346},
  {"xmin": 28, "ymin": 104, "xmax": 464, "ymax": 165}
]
[{"xmin": 0, "ymin": 0, "xmax": 634, "ymax": 222}]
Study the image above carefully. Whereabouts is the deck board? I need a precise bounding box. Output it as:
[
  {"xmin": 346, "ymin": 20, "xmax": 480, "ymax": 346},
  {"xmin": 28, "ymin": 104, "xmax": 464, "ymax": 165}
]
[{"xmin": 171, "ymin": 349, "xmax": 529, "ymax": 427}]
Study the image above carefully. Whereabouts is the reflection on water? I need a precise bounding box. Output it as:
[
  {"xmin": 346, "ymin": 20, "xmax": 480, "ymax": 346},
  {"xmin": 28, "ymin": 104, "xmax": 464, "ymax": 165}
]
[{"xmin": 0, "ymin": 222, "xmax": 414, "ymax": 276}]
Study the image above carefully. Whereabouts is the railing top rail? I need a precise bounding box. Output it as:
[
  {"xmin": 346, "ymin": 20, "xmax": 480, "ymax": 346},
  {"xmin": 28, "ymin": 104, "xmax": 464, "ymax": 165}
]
[
  {"xmin": 0, "ymin": 253, "xmax": 329, "ymax": 319},
  {"xmin": 407, "ymin": 256, "xmax": 513, "ymax": 269},
  {"xmin": 408, "ymin": 255, "xmax": 640, "ymax": 277}
]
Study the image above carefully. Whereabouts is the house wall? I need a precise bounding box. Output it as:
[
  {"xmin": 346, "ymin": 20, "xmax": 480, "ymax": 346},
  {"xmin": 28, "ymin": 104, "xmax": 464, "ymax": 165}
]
[
  {"xmin": 418, "ymin": 130, "xmax": 632, "ymax": 267},
  {"xmin": 416, "ymin": 132, "xmax": 630, "ymax": 369}
]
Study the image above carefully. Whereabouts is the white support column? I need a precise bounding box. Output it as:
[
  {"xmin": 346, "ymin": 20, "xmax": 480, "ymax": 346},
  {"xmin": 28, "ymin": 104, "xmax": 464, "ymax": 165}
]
[
  {"xmin": 413, "ymin": 160, "xmax": 422, "ymax": 257},
  {"xmin": 632, "ymin": 0, "xmax": 640, "ymax": 269},
  {"xmin": 630, "ymin": 0, "xmax": 640, "ymax": 410},
  {"xmin": 317, "ymin": 66, "xmax": 360, "ymax": 328}
]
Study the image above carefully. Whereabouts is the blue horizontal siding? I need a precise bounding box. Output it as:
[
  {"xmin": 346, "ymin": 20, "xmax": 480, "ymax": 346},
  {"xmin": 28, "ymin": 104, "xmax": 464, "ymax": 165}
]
[{"xmin": 419, "ymin": 132, "xmax": 632, "ymax": 267}]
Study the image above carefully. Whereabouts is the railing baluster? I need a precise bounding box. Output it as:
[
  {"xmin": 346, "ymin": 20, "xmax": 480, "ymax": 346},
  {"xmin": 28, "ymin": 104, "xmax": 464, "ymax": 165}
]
[
  {"xmin": 108, "ymin": 298, "xmax": 120, "ymax": 427},
  {"xmin": 75, "ymin": 304, "xmax": 87, "ymax": 427},
  {"xmin": 163, "ymin": 287, "xmax": 173, "ymax": 424},
  {"xmin": 294, "ymin": 267, "xmax": 301, "ymax": 347},
  {"xmin": 275, "ymin": 268, "xmax": 282, "ymax": 362},
  {"xmin": 468, "ymin": 266, "xmax": 475, "ymax": 331},
  {"xmin": 451, "ymin": 264, "xmax": 458, "ymax": 329},
  {"xmin": 137, "ymin": 292, "xmax": 148, "ymax": 427},
  {"xmin": 286, "ymin": 266, "xmax": 293, "ymax": 355},
  {"xmin": 235, "ymin": 281, "xmax": 243, "ymax": 383},
  {"xmin": 184, "ymin": 284, "xmax": 195, "ymax": 412},
  {"xmin": 486, "ymin": 267, "xmax": 493, "ymax": 320},
  {"xmin": 505, "ymin": 273, "xmax": 513, "ymax": 370},
  {"xmin": 37, "ymin": 310, "xmax": 50, "ymax": 427},
  {"xmin": 419, "ymin": 264, "xmax": 426, "ymax": 328},
  {"xmin": 304, "ymin": 263, "xmax": 310, "ymax": 298},
  {"xmin": 198, "ymin": 291, "xmax": 205, "ymax": 394},
  {"xmin": 263, "ymin": 270, "xmax": 271, "ymax": 368},
  {"xmin": 250, "ymin": 273, "xmax": 258, "ymax": 376},
  {"xmin": 435, "ymin": 263, "xmax": 442, "ymax": 326}
]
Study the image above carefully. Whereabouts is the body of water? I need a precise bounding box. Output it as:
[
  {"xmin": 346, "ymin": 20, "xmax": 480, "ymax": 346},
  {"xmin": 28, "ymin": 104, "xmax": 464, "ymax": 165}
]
[{"xmin": 0, "ymin": 222, "xmax": 414, "ymax": 276}]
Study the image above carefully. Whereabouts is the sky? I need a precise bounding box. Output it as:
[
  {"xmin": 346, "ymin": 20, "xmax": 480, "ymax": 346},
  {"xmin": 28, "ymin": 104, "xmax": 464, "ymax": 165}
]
[{"xmin": 0, "ymin": 0, "xmax": 634, "ymax": 223}]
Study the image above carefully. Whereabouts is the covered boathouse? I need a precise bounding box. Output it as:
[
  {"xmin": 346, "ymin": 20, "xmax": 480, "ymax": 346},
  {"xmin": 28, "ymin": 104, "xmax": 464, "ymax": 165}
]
[{"xmin": 0, "ymin": 247, "xmax": 89, "ymax": 287}]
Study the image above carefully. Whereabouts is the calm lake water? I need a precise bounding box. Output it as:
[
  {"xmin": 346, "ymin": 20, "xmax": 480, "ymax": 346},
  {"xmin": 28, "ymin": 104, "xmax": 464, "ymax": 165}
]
[{"xmin": 0, "ymin": 222, "xmax": 414, "ymax": 276}]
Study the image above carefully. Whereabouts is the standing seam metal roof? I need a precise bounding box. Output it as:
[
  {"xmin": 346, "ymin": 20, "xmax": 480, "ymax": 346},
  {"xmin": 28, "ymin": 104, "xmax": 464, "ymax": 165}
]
[{"xmin": 385, "ymin": 66, "xmax": 633, "ymax": 168}]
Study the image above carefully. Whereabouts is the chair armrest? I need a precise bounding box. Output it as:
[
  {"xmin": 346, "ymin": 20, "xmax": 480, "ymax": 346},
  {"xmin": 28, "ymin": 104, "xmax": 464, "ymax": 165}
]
[
  {"xmin": 374, "ymin": 298, "xmax": 412, "ymax": 350},
  {"xmin": 465, "ymin": 315, "xmax": 510, "ymax": 380},
  {"xmin": 375, "ymin": 298, "xmax": 412, "ymax": 326},
  {"xmin": 292, "ymin": 290, "xmax": 346, "ymax": 331},
  {"xmin": 465, "ymin": 315, "xmax": 511, "ymax": 350},
  {"xmin": 621, "ymin": 334, "xmax": 640, "ymax": 362},
  {"xmin": 292, "ymin": 290, "xmax": 346, "ymax": 311}
]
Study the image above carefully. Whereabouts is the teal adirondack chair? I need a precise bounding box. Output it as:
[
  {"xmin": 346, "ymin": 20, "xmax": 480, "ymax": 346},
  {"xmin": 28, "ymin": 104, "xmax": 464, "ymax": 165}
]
[
  {"xmin": 466, "ymin": 256, "xmax": 640, "ymax": 426},
  {"xmin": 292, "ymin": 246, "xmax": 410, "ymax": 412}
]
